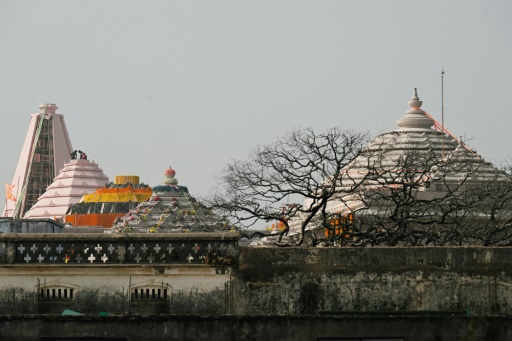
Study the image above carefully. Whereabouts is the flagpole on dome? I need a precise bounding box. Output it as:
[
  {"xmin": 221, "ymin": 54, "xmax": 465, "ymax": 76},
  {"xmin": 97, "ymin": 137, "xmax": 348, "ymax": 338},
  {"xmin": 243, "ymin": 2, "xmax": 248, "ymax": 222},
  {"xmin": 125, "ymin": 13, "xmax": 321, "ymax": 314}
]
[{"xmin": 441, "ymin": 67, "xmax": 445, "ymax": 159}]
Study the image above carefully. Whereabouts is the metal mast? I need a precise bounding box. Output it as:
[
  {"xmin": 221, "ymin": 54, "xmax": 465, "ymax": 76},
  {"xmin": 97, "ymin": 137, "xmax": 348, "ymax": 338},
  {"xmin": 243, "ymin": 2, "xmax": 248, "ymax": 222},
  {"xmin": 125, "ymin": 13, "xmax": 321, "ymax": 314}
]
[{"xmin": 441, "ymin": 68, "xmax": 445, "ymax": 159}]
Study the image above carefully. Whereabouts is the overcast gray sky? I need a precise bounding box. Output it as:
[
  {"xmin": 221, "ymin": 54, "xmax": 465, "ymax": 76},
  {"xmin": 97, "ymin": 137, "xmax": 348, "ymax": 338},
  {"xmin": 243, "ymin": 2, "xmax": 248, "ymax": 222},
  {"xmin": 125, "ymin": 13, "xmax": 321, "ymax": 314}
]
[{"xmin": 1, "ymin": 0, "xmax": 511, "ymax": 200}]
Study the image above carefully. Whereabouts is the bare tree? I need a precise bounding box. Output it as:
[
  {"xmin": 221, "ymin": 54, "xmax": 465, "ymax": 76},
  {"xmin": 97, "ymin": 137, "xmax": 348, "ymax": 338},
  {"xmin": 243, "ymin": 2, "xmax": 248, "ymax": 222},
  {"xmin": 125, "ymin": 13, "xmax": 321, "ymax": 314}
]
[
  {"xmin": 322, "ymin": 150, "xmax": 512, "ymax": 247},
  {"xmin": 207, "ymin": 127, "xmax": 369, "ymax": 246},
  {"xmin": 210, "ymin": 124, "xmax": 512, "ymax": 248}
]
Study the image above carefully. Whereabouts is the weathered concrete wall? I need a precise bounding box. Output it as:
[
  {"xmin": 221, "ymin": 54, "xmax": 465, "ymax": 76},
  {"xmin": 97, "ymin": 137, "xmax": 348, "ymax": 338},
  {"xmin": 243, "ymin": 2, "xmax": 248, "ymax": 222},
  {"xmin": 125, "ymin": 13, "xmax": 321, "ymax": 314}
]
[
  {"xmin": 0, "ymin": 233, "xmax": 237, "ymax": 315},
  {"xmin": 2, "ymin": 231, "xmax": 512, "ymax": 324},
  {"xmin": 0, "ymin": 218, "xmax": 64, "ymax": 233},
  {"xmin": 0, "ymin": 267, "xmax": 229, "ymax": 315},
  {"xmin": 1, "ymin": 315, "xmax": 512, "ymax": 341},
  {"xmin": 232, "ymin": 247, "xmax": 512, "ymax": 315}
]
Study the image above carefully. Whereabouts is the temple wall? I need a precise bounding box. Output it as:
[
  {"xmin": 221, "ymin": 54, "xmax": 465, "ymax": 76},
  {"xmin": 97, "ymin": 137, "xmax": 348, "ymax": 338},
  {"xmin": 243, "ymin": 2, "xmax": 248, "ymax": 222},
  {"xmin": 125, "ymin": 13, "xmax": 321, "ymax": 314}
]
[
  {"xmin": 2, "ymin": 315, "xmax": 512, "ymax": 341},
  {"xmin": 0, "ymin": 265, "xmax": 230, "ymax": 315},
  {"xmin": 1, "ymin": 233, "xmax": 512, "ymax": 333},
  {"xmin": 0, "ymin": 233, "xmax": 237, "ymax": 315},
  {"xmin": 0, "ymin": 218, "xmax": 64, "ymax": 234},
  {"xmin": 232, "ymin": 246, "xmax": 512, "ymax": 315}
]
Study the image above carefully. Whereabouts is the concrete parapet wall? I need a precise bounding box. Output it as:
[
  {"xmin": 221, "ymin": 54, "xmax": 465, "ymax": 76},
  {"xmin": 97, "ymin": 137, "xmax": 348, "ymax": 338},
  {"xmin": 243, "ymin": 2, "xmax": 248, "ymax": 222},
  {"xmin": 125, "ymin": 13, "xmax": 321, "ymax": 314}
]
[
  {"xmin": 0, "ymin": 233, "xmax": 237, "ymax": 315},
  {"xmin": 0, "ymin": 218, "xmax": 64, "ymax": 234},
  {"xmin": 2, "ymin": 234, "xmax": 512, "ymax": 323},
  {"xmin": 232, "ymin": 246, "xmax": 512, "ymax": 315},
  {"xmin": 1, "ymin": 315, "xmax": 511, "ymax": 341}
]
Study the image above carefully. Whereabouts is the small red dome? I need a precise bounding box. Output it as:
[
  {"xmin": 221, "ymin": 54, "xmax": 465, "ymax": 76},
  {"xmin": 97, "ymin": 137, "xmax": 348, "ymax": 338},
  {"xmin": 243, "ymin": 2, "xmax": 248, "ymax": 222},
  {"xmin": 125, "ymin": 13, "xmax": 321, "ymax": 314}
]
[{"xmin": 164, "ymin": 167, "xmax": 176, "ymax": 177}]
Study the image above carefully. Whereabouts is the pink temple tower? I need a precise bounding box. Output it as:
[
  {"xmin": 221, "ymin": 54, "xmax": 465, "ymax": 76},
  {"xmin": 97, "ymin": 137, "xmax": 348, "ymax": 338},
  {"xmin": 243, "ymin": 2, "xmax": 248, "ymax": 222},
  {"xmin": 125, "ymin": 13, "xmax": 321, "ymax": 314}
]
[{"xmin": 3, "ymin": 104, "xmax": 73, "ymax": 218}]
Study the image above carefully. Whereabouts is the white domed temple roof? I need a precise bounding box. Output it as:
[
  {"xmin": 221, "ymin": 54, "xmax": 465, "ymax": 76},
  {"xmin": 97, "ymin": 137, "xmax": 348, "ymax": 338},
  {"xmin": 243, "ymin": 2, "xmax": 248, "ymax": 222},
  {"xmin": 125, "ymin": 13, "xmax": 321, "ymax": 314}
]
[
  {"xmin": 23, "ymin": 158, "xmax": 109, "ymax": 220},
  {"xmin": 283, "ymin": 88, "xmax": 508, "ymax": 238},
  {"xmin": 336, "ymin": 88, "xmax": 504, "ymax": 190}
]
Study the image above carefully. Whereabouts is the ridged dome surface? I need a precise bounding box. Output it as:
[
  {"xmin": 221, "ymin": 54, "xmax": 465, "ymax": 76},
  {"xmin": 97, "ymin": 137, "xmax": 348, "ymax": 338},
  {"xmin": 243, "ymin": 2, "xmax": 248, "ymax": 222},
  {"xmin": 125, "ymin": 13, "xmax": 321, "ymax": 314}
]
[{"xmin": 23, "ymin": 159, "xmax": 109, "ymax": 219}]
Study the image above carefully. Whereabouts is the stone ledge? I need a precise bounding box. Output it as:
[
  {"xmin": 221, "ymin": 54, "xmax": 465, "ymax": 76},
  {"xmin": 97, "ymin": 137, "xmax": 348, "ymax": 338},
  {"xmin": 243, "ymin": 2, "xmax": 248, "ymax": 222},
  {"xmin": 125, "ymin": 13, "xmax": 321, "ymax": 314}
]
[{"xmin": 0, "ymin": 232, "xmax": 240, "ymax": 242}]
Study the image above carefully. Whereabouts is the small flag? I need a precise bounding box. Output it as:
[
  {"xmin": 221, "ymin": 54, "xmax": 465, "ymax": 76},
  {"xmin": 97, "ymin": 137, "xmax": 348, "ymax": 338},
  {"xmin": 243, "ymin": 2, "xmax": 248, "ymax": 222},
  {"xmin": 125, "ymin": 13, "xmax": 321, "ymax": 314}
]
[{"xmin": 5, "ymin": 183, "xmax": 16, "ymax": 202}]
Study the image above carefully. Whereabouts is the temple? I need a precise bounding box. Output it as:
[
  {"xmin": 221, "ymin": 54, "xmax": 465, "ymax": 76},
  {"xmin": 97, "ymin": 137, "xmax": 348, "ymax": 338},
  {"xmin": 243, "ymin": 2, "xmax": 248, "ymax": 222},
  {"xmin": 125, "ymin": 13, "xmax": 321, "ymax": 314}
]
[
  {"xmin": 279, "ymin": 89, "xmax": 508, "ymax": 242},
  {"xmin": 107, "ymin": 165, "xmax": 228, "ymax": 233},
  {"xmin": 1, "ymin": 91, "xmax": 512, "ymax": 339},
  {"xmin": 334, "ymin": 88, "xmax": 503, "ymax": 189},
  {"xmin": 3, "ymin": 104, "xmax": 73, "ymax": 218},
  {"xmin": 22, "ymin": 157, "xmax": 109, "ymax": 220},
  {"xmin": 65, "ymin": 175, "xmax": 152, "ymax": 227}
]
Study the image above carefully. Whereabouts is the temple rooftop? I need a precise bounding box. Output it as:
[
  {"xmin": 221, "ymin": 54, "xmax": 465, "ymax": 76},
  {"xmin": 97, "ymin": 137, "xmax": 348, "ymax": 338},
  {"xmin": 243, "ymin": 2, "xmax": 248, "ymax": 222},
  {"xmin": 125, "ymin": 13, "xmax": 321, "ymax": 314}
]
[{"xmin": 23, "ymin": 156, "xmax": 109, "ymax": 220}]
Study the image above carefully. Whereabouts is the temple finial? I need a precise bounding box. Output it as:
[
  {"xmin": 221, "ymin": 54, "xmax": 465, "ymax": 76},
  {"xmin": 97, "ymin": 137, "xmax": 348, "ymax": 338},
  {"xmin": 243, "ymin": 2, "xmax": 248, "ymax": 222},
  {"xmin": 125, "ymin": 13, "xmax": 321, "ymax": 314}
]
[
  {"xmin": 163, "ymin": 165, "xmax": 178, "ymax": 186},
  {"xmin": 412, "ymin": 88, "xmax": 419, "ymax": 100},
  {"xmin": 396, "ymin": 88, "xmax": 433, "ymax": 131},
  {"xmin": 408, "ymin": 88, "xmax": 422, "ymax": 109}
]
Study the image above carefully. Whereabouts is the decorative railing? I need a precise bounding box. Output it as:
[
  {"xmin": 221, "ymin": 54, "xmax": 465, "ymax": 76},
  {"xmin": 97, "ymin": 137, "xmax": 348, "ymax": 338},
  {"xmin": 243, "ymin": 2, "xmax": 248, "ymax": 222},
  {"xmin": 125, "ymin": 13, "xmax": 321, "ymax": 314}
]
[{"xmin": 0, "ymin": 233, "xmax": 238, "ymax": 265}]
